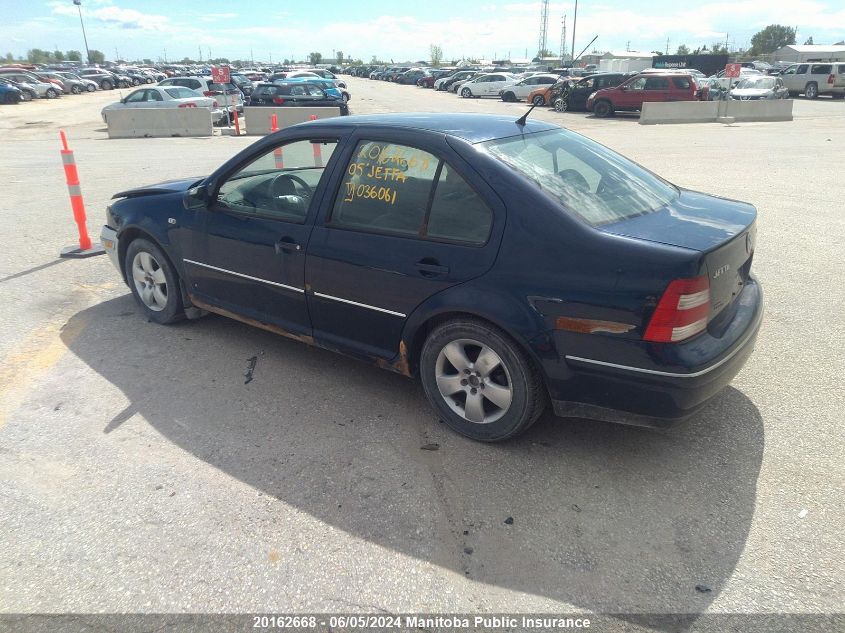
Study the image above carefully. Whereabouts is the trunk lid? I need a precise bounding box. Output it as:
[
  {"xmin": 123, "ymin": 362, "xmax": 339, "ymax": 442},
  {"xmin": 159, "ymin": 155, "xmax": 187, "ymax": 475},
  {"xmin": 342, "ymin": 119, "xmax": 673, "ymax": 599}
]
[{"xmin": 602, "ymin": 189, "xmax": 757, "ymax": 324}]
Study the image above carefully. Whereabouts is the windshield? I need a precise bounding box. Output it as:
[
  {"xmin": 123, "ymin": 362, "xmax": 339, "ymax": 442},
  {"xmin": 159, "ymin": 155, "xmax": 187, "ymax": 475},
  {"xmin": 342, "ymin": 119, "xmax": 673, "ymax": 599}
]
[
  {"xmin": 482, "ymin": 129, "xmax": 678, "ymax": 226},
  {"xmin": 736, "ymin": 77, "xmax": 775, "ymax": 89}
]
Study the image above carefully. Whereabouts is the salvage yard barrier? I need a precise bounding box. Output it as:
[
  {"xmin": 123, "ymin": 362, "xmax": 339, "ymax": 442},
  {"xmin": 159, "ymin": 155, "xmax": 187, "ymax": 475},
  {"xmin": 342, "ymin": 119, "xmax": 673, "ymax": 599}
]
[
  {"xmin": 104, "ymin": 108, "xmax": 213, "ymax": 138},
  {"xmin": 244, "ymin": 107, "xmax": 343, "ymax": 135},
  {"xmin": 640, "ymin": 99, "xmax": 793, "ymax": 125}
]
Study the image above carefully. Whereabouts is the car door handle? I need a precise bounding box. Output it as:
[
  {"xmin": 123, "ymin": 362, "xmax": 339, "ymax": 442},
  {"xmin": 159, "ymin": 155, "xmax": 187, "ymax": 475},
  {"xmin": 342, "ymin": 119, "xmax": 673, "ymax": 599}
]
[
  {"xmin": 275, "ymin": 236, "xmax": 301, "ymax": 254},
  {"xmin": 415, "ymin": 259, "xmax": 449, "ymax": 277}
]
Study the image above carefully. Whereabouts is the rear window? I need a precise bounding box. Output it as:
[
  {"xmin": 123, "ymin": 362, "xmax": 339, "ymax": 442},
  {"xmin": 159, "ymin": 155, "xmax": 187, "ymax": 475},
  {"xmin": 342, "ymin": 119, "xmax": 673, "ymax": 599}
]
[
  {"xmin": 482, "ymin": 129, "xmax": 678, "ymax": 226},
  {"xmin": 165, "ymin": 87, "xmax": 199, "ymax": 99},
  {"xmin": 208, "ymin": 82, "xmax": 235, "ymax": 91},
  {"xmin": 252, "ymin": 85, "xmax": 279, "ymax": 97}
]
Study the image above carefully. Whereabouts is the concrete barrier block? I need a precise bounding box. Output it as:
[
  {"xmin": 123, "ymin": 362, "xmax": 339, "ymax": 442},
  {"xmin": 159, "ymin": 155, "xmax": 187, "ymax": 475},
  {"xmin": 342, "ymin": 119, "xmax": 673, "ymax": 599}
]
[
  {"xmin": 640, "ymin": 101, "xmax": 719, "ymax": 125},
  {"xmin": 244, "ymin": 107, "xmax": 343, "ymax": 135},
  {"xmin": 724, "ymin": 99, "xmax": 794, "ymax": 122},
  {"xmin": 105, "ymin": 108, "xmax": 213, "ymax": 138}
]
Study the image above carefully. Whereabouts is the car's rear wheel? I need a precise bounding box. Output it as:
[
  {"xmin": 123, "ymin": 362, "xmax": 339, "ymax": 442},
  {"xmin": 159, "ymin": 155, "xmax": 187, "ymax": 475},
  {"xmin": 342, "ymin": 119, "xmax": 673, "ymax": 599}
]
[
  {"xmin": 125, "ymin": 238, "xmax": 184, "ymax": 325},
  {"xmin": 20, "ymin": 90, "xmax": 32, "ymax": 102},
  {"xmin": 502, "ymin": 91, "xmax": 515, "ymax": 102},
  {"xmin": 804, "ymin": 82, "xmax": 818, "ymax": 99},
  {"xmin": 71, "ymin": 84, "xmax": 82, "ymax": 94},
  {"xmin": 532, "ymin": 95, "xmax": 545, "ymax": 106},
  {"xmin": 102, "ymin": 80, "xmax": 113, "ymax": 90},
  {"xmin": 420, "ymin": 319, "xmax": 546, "ymax": 441},
  {"xmin": 593, "ymin": 99, "xmax": 614, "ymax": 117},
  {"xmin": 4, "ymin": 91, "xmax": 20, "ymax": 104},
  {"xmin": 86, "ymin": 84, "xmax": 96, "ymax": 92}
]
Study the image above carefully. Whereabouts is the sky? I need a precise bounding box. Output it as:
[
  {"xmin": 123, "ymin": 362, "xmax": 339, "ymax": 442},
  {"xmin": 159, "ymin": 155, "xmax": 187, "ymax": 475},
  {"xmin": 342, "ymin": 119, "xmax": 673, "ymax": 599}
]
[{"xmin": 3, "ymin": 0, "xmax": 845, "ymax": 63}]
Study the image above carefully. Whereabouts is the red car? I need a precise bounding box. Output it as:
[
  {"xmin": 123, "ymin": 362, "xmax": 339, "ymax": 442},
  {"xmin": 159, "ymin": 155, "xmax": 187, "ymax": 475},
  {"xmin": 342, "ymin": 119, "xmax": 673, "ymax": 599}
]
[{"xmin": 586, "ymin": 72, "xmax": 702, "ymax": 117}]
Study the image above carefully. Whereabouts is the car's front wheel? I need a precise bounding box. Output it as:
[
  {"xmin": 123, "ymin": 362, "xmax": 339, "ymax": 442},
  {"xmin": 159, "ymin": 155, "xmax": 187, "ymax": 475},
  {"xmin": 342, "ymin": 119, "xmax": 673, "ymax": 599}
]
[
  {"xmin": 86, "ymin": 83, "xmax": 96, "ymax": 92},
  {"xmin": 102, "ymin": 80, "xmax": 113, "ymax": 90},
  {"xmin": 4, "ymin": 91, "xmax": 20, "ymax": 104},
  {"xmin": 804, "ymin": 82, "xmax": 818, "ymax": 99},
  {"xmin": 554, "ymin": 97, "xmax": 569, "ymax": 112},
  {"xmin": 125, "ymin": 238, "xmax": 184, "ymax": 324},
  {"xmin": 461, "ymin": 87, "xmax": 472, "ymax": 98},
  {"xmin": 532, "ymin": 95, "xmax": 545, "ymax": 106},
  {"xmin": 71, "ymin": 84, "xmax": 82, "ymax": 94},
  {"xmin": 593, "ymin": 99, "xmax": 614, "ymax": 117},
  {"xmin": 420, "ymin": 319, "xmax": 546, "ymax": 441},
  {"xmin": 45, "ymin": 88, "xmax": 58, "ymax": 99}
]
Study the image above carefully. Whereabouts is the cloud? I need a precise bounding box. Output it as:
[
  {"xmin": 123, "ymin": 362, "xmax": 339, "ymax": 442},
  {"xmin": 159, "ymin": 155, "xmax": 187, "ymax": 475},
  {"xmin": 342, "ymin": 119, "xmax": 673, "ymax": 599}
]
[
  {"xmin": 50, "ymin": 1, "xmax": 169, "ymax": 31},
  {"xmin": 200, "ymin": 13, "xmax": 239, "ymax": 22}
]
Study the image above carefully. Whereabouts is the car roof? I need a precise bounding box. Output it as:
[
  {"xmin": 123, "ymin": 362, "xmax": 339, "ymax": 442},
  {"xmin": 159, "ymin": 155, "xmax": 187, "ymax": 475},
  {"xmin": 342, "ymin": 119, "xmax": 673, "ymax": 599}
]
[{"xmin": 300, "ymin": 113, "xmax": 557, "ymax": 143}]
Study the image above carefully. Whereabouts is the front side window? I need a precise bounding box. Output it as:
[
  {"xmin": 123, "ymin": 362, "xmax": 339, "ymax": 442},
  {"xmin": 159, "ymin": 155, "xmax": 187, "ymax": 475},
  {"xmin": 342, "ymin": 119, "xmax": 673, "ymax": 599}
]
[
  {"xmin": 331, "ymin": 141, "xmax": 492, "ymax": 244},
  {"xmin": 482, "ymin": 129, "xmax": 678, "ymax": 226},
  {"xmin": 796, "ymin": 65, "xmax": 809, "ymax": 74},
  {"xmin": 216, "ymin": 139, "xmax": 338, "ymax": 222},
  {"xmin": 125, "ymin": 90, "xmax": 146, "ymax": 103},
  {"xmin": 628, "ymin": 77, "xmax": 647, "ymax": 90}
]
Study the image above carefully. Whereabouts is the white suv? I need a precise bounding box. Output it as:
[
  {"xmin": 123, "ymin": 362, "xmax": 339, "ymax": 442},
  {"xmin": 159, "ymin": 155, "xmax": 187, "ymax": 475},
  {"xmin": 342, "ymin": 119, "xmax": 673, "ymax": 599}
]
[
  {"xmin": 158, "ymin": 76, "xmax": 244, "ymax": 110},
  {"xmin": 781, "ymin": 62, "xmax": 845, "ymax": 99}
]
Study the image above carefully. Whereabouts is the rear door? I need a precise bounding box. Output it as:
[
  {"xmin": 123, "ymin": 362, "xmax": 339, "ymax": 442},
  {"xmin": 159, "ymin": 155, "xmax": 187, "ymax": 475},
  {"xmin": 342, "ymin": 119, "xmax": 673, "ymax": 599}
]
[{"xmin": 305, "ymin": 130, "xmax": 506, "ymax": 360}]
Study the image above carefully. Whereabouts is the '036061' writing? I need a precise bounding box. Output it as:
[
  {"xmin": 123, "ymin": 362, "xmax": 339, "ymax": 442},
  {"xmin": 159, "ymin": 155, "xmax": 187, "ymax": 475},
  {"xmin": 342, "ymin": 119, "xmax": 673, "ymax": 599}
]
[{"xmin": 343, "ymin": 182, "xmax": 398, "ymax": 205}]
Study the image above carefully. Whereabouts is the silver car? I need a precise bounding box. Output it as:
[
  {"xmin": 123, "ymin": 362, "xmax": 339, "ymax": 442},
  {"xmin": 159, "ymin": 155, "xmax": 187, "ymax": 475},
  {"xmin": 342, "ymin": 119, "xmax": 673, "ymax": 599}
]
[
  {"xmin": 729, "ymin": 76, "xmax": 789, "ymax": 100},
  {"xmin": 0, "ymin": 71, "xmax": 61, "ymax": 98}
]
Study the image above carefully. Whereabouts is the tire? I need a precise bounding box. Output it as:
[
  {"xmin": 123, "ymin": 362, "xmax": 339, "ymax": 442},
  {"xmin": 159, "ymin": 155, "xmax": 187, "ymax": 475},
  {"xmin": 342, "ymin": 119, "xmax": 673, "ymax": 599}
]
[
  {"xmin": 131, "ymin": 78, "xmax": 140, "ymax": 86},
  {"xmin": 145, "ymin": 77, "xmax": 153, "ymax": 84},
  {"xmin": 804, "ymin": 82, "xmax": 818, "ymax": 99},
  {"xmin": 593, "ymin": 100, "xmax": 613, "ymax": 118},
  {"xmin": 554, "ymin": 97, "xmax": 569, "ymax": 112},
  {"xmin": 502, "ymin": 91, "xmax": 515, "ymax": 102},
  {"xmin": 4, "ymin": 91, "xmax": 20, "ymax": 104},
  {"xmin": 461, "ymin": 87, "xmax": 472, "ymax": 98},
  {"xmin": 420, "ymin": 319, "xmax": 546, "ymax": 441},
  {"xmin": 532, "ymin": 95, "xmax": 545, "ymax": 106},
  {"xmin": 102, "ymin": 80, "xmax": 113, "ymax": 90},
  {"xmin": 71, "ymin": 84, "xmax": 82, "ymax": 95},
  {"xmin": 86, "ymin": 84, "xmax": 96, "ymax": 92},
  {"xmin": 45, "ymin": 88, "xmax": 58, "ymax": 99},
  {"xmin": 124, "ymin": 238, "xmax": 184, "ymax": 325},
  {"xmin": 20, "ymin": 90, "xmax": 32, "ymax": 102}
]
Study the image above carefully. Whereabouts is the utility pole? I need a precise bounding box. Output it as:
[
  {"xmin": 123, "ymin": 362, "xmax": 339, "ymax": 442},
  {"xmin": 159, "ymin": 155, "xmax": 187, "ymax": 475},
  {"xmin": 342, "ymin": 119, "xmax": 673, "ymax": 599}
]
[
  {"xmin": 666, "ymin": 38, "xmax": 670, "ymax": 55},
  {"xmin": 538, "ymin": 0, "xmax": 549, "ymax": 58},
  {"xmin": 198, "ymin": 46, "xmax": 202, "ymax": 62},
  {"xmin": 560, "ymin": 14, "xmax": 567, "ymax": 64},
  {"xmin": 571, "ymin": 0, "xmax": 578, "ymax": 65},
  {"xmin": 73, "ymin": 0, "xmax": 91, "ymax": 65}
]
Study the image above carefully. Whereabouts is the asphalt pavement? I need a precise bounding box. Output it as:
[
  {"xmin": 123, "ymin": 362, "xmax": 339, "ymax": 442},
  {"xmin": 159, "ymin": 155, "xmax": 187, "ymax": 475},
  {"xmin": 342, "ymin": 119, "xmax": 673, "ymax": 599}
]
[{"xmin": 0, "ymin": 77, "xmax": 843, "ymax": 630}]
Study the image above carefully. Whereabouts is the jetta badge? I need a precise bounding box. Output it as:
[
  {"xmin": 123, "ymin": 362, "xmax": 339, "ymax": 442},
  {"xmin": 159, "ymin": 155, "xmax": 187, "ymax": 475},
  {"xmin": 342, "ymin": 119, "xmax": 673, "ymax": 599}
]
[{"xmin": 713, "ymin": 264, "xmax": 731, "ymax": 279}]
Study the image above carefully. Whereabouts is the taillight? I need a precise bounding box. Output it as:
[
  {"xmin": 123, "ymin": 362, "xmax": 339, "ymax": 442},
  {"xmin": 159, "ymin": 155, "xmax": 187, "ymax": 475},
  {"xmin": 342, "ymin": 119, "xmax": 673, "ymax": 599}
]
[
  {"xmin": 212, "ymin": 100, "xmax": 219, "ymax": 107},
  {"xmin": 178, "ymin": 102, "xmax": 197, "ymax": 108},
  {"xmin": 272, "ymin": 97, "xmax": 285, "ymax": 105},
  {"xmin": 828, "ymin": 74, "xmax": 835, "ymax": 85},
  {"xmin": 202, "ymin": 90, "xmax": 213, "ymax": 96},
  {"xmin": 643, "ymin": 276, "xmax": 710, "ymax": 343}
]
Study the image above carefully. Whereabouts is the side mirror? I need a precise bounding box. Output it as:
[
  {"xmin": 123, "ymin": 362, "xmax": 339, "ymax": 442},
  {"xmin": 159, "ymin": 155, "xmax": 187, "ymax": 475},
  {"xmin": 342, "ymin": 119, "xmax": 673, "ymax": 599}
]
[
  {"xmin": 620, "ymin": 85, "xmax": 628, "ymax": 91},
  {"xmin": 183, "ymin": 184, "xmax": 209, "ymax": 210}
]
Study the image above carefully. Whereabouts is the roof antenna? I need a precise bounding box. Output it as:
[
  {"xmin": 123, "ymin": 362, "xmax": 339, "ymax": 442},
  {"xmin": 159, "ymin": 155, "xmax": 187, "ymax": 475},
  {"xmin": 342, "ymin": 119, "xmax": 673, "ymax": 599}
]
[{"xmin": 516, "ymin": 103, "xmax": 537, "ymax": 126}]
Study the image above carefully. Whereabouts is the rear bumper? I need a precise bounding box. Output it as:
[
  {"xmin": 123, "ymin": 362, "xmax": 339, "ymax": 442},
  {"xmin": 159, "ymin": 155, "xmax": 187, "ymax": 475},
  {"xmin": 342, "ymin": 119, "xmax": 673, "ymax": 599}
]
[{"xmin": 545, "ymin": 277, "xmax": 763, "ymax": 424}]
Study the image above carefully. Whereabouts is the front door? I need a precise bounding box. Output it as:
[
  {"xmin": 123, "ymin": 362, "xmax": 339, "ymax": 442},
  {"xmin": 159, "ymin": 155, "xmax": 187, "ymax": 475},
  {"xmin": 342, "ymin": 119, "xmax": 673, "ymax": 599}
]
[
  {"xmin": 185, "ymin": 137, "xmax": 340, "ymax": 337},
  {"xmin": 306, "ymin": 132, "xmax": 505, "ymax": 360}
]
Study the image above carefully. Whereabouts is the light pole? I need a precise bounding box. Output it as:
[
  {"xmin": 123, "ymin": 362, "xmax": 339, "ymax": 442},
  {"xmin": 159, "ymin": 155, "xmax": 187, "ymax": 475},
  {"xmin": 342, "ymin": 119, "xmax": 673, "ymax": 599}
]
[
  {"xmin": 570, "ymin": 0, "xmax": 578, "ymax": 65},
  {"xmin": 73, "ymin": 0, "xmax": 91, "ymax": 65}
]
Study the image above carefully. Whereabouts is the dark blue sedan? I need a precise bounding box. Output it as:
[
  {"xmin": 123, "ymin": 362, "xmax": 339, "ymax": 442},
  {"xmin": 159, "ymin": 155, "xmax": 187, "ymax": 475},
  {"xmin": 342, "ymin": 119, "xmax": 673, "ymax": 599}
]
[{"xmin": 100, "ymin": 113, "xmax": 762, "ymax": 441}]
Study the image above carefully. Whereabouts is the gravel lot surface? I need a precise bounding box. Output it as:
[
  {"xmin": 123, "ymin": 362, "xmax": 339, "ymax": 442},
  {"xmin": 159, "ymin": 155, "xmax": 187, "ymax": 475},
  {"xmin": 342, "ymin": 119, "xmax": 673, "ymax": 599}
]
[{"xmin": 1, "ymin": 77, "xmax": 843, "ymax": 631}]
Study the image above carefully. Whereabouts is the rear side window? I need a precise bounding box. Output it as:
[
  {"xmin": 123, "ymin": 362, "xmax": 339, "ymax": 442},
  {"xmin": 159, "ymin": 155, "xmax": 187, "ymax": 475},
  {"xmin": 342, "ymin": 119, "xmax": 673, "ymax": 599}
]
[
  {"xmin": 331, "ymin": 141, "xmax": 492, "ymax": 244},
  {"xmin": 483, "ymin": 129, "xmax": 678, "ymax": 226},
  {"xmin": 672, "ymin": 77, "xmax": 691, "ymax": 89},
  {"xmin": 644, "ymin": 77, "xmax": 669, "ymax": 90},
  {"xmin": 838, "ymin": 65, "xmax": 845, "ymax": 75},
  {"xmin": 811, "ymin": 64, "xmax": 832, "ymax": 74}
]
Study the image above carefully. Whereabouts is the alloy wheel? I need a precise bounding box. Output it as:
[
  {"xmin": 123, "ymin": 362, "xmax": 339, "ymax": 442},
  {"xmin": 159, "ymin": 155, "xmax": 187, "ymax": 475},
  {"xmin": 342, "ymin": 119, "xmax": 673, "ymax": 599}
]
[
  {"xmin": 435, "ymin": 339, "xmax": 513, "ymax": 424},
  {"xmin": 131, "ymin": 251, "xmax": 168, "ymax": 312}
]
